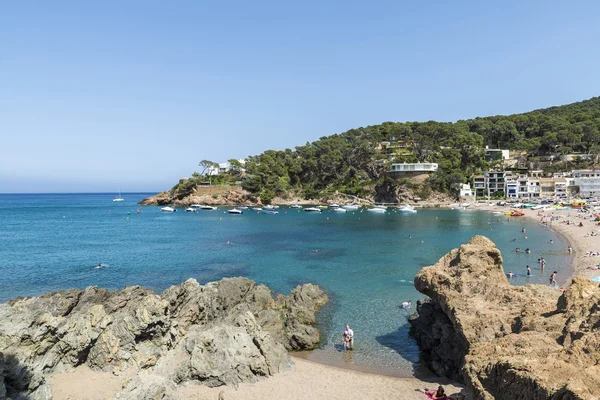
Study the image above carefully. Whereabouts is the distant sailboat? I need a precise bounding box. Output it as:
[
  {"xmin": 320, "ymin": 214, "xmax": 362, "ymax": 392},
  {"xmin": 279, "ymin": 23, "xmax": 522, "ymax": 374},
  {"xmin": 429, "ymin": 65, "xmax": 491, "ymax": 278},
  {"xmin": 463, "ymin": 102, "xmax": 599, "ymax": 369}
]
[{"xmin": 112, "ymin": 191, "xmax": 125, "ymax": 202}]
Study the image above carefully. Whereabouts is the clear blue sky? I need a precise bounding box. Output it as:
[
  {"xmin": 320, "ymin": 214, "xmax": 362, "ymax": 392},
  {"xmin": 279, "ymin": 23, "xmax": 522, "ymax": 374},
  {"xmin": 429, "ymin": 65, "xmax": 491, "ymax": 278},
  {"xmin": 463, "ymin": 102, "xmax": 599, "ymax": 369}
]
[{"xmin": 2, "ymin": 1, "xmax": 600, "ymax": 193}]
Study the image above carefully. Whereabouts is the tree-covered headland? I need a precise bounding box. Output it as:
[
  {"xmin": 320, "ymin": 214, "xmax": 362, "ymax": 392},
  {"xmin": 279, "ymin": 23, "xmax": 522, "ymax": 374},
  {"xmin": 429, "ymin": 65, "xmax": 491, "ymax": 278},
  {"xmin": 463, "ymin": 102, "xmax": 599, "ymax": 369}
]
[{"xmin": 175, "ymin": 96, "xmax": 600, "ymax": 203}]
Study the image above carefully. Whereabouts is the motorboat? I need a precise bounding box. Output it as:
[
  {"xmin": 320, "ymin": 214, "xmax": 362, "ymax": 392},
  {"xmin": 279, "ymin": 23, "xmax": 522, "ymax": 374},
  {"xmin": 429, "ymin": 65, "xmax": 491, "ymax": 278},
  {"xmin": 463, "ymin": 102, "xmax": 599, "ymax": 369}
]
[
  {"xmin": 160, "ymin": 206, "xmax": 176, "ymax": 212},
  {"xmin": 228, "ymin": 208, "xmax": 243, "ymax": 214},
  {"xmin": 185, "ymin": 207, "xmax": 196, "ymax": 212},
  {"xmin": 252, "ymin": 207, "xmax": 263, "ymax": 211},
  {"xmin": 329, "ymin": 204, "xmax": 340, "ymax": 208},
  {"xmin": 373, "ymin": 205, "xmax": 387, "ymax": 209},
  {"xmin": 332, "ymin": 207, "xmax": 347, "ymax": 213},
  {"xmin": 342, "ymin": 204, "xmax": 359, "ymax": 210},
  {"xmin": 397, "ymin": 205, "xmax": 417, "ymax": 213},
  {"xmin": 263, "ymin": 205, "xmax": 275, "ymax": 210},
  {"xmin": 304, "ymin": 207, "xmax": 322, "ymax": 212},
  {"xmin": 112, "ymin": 191, "xmax": 125, "ymax": 202},
  {"xmin": 367, "ymin": 207, "xmax": 387, "ymax": 213},
  {"xmin": 290, "ymin": 204, "xmax": 302, "ymax": 209},
  {"xmin": 190, "ymin": 204, "xmax": 203, "ymax": 209},
  {"xmin": 262, "ymin": 210, "xmax": 279, "ymax": 214},
  {"xmin": 237, "ymin": 206, "xmax": 249, "ymax": 209},
  {"xmin": 199, "ymin": 205, "xmax": 217, "ymax": 211}
]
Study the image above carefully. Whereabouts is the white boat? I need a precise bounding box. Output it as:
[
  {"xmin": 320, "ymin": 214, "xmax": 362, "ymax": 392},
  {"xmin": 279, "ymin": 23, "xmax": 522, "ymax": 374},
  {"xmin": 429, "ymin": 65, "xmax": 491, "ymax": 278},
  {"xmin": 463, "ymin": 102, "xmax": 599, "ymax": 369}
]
[
  {"xmin": 367, "ymin": 207, "xmax": 387, "ymax": 213},
  {"xmin": 290, "ymin": 204, "xmax": 303, "ymax": 209},
  {"xmin": 373, "ymin": 205, "xmax": 387, "ymax": 209},
  {"xmin": 252, "ymin": 207, "xmax": 263, "ymax": 211},
  {"xmin": 304, "ymin": 207, "xmax": 322, "ymax": 213},
  {"xmin": 342, "ymin": 204, "xmax": 359, "ymax": 210},
  {"xmin": 112, "ymin": 191, "xmax": 125, "ymax": 202},
  {"xmin": 160, "ymin": 206, "xmax": 176, "ymax": 212},
  {"xmin": 332, "ymin": 207, "xmax": 347, "ymax": 213},
  {"xmin": 329, "ymin": 204, "xmax": 340, "ymax": 208},
  {"xmin": 397, "ymin": 205, "xmax": 417, "ymax": 213},
  {"xmin": 262, "ymin": 210, "xmax": 279, "ymax": 214},
  {"xmin": 199, "ymin": 205, "xmax": 217, "ymax": 211},
  {"xmin": 190, "ymin": 204, "xmax": 203, "ymax": 209},
  {"xmin": 263, "ymin": 205, "xmax": 275, "ymax": 210},
  {"xmin": 185, "ymin": 207, "xmax": 196, "ymax": 212},
  {"xmin": 237, "ymin": 206, "xmax": 249, "ymax": 209},
  {"xmin": 228, "ymin": 208, "xmax": 243, "ymax": 214}
]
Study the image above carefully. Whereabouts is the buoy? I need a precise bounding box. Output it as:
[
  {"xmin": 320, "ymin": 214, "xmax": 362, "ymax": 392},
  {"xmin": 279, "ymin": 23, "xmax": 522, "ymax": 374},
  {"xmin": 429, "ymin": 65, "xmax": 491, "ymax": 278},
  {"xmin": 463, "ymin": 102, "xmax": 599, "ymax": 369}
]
[{"xmin": 220, "ymin": 217, "xmax": 222, "ymax": 220}]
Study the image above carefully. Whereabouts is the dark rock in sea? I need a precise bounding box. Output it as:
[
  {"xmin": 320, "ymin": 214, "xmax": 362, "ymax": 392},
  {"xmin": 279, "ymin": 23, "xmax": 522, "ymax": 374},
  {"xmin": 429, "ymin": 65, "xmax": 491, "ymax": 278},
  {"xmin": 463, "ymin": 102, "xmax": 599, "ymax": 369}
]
[
  {"xmin": 0, "ymin": 277, "xmax": 328, "ymax": 399},
  {"xmin": 409, "ymin": 235, "xmax": 600, "ymax": 400}
]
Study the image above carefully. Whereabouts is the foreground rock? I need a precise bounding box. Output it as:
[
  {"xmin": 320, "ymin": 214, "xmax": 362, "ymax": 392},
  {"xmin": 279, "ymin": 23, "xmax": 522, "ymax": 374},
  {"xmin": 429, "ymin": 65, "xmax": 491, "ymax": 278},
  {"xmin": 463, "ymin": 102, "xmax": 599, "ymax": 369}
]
[
  {"xmin": 0, "ymin": 277, "xmax": 327, "ymax": 400},
  {"xmin": 409, "ymin": 236, "xmax": 600, "ymax": 400}
]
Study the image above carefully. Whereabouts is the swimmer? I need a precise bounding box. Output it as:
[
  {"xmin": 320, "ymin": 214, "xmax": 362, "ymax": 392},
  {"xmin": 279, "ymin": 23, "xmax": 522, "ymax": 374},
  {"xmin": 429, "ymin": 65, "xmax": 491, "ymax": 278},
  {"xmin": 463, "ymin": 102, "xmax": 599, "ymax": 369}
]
[
  {"xmin": 507, "ymin": 271, "xmax": 515, "ymax": 278},
  {"xmin": 94, "ymin": 263, "xmax": 102, "ymax": 269},
  {"xmin": 525, "ymin": 248, "xmax": 531, "ymax": 254},
  {"xmin": 549, "ymin": 239, "xmax": 554, "ymax": 244},
  {"xmin": 401, "ymin": 301, "xmax": 412, "ymax": 309},
  {"xmin": 226, "ymin": 241, "xmax": 231, "ymax": 245}
]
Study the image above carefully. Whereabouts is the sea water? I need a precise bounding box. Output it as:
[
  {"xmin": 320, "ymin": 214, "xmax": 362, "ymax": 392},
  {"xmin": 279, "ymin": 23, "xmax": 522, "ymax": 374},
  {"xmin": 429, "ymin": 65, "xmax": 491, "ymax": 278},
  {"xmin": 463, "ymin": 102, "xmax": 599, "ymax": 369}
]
[{"xmin": 0, "ymin": 193, "xmax": 571, "ymax": 376}]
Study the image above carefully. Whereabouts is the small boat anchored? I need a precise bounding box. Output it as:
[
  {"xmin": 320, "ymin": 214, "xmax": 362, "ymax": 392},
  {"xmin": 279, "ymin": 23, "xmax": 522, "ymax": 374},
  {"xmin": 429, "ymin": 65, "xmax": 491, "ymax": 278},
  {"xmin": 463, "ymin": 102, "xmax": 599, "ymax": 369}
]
[
  {"xmin": 199, "ymin": 205, "xmax": 217, "ymax": 211},
  {"xmin": 304, "ymin": 207, "xmax": 322, "ymax": 213},
  {"xmin": 228, "ymin": 208, "xmax": 243, "ymax": 214},
  {"xmin": 112, "ymin": 191, "xmax": 125, "ymax": 202},
  {"xmin": 185, "ymin": 207, "xmax": 196, "ymax": 212},
  {"xmin": 397, "ymin": 205, "xmax": 417, "ymax": 213},
  {"xmin": 160, "ymin": 206, "xmax": 176, "ymax": 212}
]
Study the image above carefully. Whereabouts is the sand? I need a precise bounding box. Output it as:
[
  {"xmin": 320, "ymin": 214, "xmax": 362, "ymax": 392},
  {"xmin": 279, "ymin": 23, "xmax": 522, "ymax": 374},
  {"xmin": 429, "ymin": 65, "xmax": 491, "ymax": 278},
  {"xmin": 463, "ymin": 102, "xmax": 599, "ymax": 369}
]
[{"xmin": 50, "ymin": 357, "xmax": 465, "ymax": 400}]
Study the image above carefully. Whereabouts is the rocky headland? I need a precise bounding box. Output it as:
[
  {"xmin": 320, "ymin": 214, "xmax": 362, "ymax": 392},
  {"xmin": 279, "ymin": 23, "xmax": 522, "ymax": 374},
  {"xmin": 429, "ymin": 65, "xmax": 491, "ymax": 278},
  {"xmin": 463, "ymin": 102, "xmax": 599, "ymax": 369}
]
[
  {"xmin": 0, "ymin": 277, "xmax": 327, "ymax": 400},
  {"xmin": 409, "ymin": 235, "xmax": 600, "ymax": 400}
]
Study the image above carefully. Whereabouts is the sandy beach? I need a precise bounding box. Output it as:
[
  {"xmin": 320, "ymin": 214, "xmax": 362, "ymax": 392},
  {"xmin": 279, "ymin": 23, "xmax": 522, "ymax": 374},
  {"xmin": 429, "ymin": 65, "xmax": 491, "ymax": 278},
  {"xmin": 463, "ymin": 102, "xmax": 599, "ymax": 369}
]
[{"xmin": 51, "ymin": 357, "xmax": 465, "ymax": 400}]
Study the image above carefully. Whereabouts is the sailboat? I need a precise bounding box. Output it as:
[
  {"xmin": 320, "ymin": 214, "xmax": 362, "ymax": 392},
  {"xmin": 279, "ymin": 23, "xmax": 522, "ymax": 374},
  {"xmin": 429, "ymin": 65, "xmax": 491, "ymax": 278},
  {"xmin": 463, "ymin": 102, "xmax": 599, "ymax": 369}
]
[{"xmin": 112, "ymin": 190, "xmax": 125, "ymax": 202}]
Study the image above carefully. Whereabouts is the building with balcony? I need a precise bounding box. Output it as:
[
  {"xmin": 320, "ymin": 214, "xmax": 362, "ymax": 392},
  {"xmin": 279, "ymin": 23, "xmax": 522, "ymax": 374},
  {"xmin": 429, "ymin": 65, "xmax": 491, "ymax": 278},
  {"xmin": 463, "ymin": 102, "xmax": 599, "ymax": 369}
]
[{"xmin": 389, "ymin": 163, "xmax": 438, "ymax": 176}]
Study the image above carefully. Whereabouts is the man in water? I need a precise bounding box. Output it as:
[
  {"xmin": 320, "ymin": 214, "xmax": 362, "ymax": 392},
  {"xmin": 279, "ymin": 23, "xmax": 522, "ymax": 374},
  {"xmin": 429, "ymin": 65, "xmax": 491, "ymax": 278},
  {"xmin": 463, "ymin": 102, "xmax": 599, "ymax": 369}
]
[
  {"xmin": 507, "ymin": 271, "xmax": 515, "ymax": 278},
  {"xmin": 401, "ymin": 301, "xmax": 412, "ymax": 309},
  {"xmin": 95, "ymin": 263, "xmax": 102, "ymax": 269},
  {"xmin": 527, "ymin": 266, "xmax": 532, "ymax": 276},
  {"xmin": 345, "ymin": 325, "xmax": 354, "ymax": 350}
]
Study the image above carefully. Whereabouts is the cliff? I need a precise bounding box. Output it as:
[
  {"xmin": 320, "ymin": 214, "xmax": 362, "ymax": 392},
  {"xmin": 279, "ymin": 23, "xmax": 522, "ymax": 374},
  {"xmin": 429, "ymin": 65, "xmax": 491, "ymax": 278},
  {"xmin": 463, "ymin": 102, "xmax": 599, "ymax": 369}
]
[
  {"xmin": 409, "ymin": 236, "xmax": 600, "ymax": 400},
  {"xmin": 0, "ymin": 277, "xmax": 327, "ymax": 400}
]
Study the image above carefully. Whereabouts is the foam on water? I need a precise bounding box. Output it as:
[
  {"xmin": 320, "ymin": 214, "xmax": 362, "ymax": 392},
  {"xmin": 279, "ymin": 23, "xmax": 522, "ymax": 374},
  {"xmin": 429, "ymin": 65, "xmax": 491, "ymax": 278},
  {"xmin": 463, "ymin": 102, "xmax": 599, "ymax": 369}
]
[{"xmin": 0, "ymin": 194, "xmax": 572, "ymax": 376}]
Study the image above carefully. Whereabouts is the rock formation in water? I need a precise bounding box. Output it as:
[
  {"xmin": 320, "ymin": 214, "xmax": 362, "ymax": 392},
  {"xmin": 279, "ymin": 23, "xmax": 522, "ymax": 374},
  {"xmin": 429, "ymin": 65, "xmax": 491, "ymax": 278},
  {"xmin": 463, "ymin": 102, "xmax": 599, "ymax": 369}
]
[
  {"xmin": 409, "ymin": 235, "xmax": 600, "ymax": 400},
  {"xmin": 0, "ymin": 277, "xmax": 327, "ymax": 400}
]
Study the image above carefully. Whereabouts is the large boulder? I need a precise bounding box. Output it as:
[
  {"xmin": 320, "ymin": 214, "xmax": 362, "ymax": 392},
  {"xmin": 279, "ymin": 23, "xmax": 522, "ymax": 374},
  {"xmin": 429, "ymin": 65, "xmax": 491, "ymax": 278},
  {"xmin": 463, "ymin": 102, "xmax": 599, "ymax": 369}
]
[
  {"xmin": 0, "ymin": 277, "xmax": 327, "ymax": 399},
  {"xmin": 409, "ymin": 236, "xmax": 600, "ymax": 400}
]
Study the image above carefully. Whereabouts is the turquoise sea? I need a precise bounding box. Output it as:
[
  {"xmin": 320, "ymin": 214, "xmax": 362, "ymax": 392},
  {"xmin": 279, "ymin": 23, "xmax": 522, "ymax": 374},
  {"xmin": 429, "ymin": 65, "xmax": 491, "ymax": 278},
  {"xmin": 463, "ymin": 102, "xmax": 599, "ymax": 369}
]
[{"xmin": 0, "ymin": 193, "xmax": 572, "ymax": 376}]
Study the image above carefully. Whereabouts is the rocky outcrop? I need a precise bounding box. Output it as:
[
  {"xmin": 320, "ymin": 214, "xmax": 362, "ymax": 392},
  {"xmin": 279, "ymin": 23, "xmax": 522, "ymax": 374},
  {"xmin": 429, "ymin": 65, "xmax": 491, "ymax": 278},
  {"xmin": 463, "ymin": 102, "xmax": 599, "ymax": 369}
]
[
  {"xmin": 0, "ymin": 277, "xmax": 327, "ymax": 400},
  {"xmin": 138, "ymin": 187, "xmax": 256, "ymax": 207},
  {"xmin": 409, "ymin": 236, "xmax": 600, "ymax": 400}
]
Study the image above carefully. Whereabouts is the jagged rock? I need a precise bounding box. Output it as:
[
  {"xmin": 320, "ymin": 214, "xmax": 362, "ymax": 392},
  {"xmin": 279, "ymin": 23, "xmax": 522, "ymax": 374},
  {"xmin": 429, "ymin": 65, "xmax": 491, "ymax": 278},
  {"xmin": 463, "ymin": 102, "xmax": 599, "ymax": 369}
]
[
  {"xmin": 0, "ymin": 277, "xmax": 327, "ymax": 399},
  {"xmin": 409, "ymin": 236, "xmax": 600, "ymax": 400}
]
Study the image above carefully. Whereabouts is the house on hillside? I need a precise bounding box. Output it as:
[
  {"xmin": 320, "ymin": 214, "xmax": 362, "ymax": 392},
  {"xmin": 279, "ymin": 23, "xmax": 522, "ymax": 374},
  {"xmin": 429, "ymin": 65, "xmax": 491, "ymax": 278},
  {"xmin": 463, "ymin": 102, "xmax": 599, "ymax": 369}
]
[
  {"xmin": 388, "ymin": 163, "xmax": 438, "ymax": 177},
  {"xmin": 484, "ymin": 146, "xmax": 510, "ymax": 162},
  {"xmin": 207, "ymin": 160, "xmax": 246, "ymax": 176}
]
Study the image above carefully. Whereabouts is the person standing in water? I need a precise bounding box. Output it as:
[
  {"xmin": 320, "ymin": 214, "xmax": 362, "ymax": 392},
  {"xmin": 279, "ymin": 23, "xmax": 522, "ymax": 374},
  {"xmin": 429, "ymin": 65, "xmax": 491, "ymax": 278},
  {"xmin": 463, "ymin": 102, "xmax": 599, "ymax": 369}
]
[
  {"xmin": 550, "ymin": 271, "xmax": 557, "ymax": 288},
  {"xmin": 345, "ymin": 325, "xmax": 354, "ymax": 350},
  {"xmin": 527, "ymin": 265, "xmax": 532, "ymax": 276}
]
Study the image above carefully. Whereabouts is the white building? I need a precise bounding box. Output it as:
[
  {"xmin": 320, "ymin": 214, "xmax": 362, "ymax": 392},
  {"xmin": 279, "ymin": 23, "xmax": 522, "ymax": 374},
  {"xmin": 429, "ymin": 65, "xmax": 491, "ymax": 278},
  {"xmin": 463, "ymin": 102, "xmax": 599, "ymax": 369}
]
[
  {"xmin": 207, "ymin": 159, "xmax": 246, "ymax": 176},
  {"xmin": 459, "ymin": 183, "xmax": 473, "ymax": 198},
  {"xmin": 389, "ymin": 163, "xmax": 438, "ymax": 174},
  {"xmin": 572, "ymin": 170, "xmax": 600, "ymax": 198},
  {"xmin": 485, "ymin": 146, "xmax": 510, "ymax": 161}
]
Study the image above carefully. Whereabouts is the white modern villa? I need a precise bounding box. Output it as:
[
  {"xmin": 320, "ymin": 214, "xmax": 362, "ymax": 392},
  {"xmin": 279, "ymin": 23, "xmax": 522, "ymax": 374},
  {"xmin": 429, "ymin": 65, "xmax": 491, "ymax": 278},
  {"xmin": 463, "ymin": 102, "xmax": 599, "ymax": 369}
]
[{"xmin": 389, "ymin": 163, "xmax": 438, "ymax": 174}]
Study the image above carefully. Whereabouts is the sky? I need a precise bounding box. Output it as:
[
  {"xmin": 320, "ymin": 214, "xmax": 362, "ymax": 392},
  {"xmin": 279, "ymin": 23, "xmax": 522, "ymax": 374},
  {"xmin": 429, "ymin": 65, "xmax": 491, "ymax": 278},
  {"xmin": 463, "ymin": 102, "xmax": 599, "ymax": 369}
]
[{"xmin": 1, "ymin": 1, "xmax": 600, "ymax": 193}]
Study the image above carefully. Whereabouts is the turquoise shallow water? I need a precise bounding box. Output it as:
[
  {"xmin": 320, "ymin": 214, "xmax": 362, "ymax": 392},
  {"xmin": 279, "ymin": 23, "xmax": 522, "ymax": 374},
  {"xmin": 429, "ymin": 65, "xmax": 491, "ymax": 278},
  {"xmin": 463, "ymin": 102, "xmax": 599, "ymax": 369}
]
[{"xmin": 0, "ymin": 193, "xmax": 572, "ymax": 376}]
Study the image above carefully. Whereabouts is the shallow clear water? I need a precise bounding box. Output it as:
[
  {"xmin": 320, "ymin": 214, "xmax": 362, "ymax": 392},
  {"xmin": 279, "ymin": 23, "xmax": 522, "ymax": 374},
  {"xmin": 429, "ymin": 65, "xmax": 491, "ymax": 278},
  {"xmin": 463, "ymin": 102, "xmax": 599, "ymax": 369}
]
[{"xmin": 0, "ymin": 193, "xmax": 571, "ymax": 376}]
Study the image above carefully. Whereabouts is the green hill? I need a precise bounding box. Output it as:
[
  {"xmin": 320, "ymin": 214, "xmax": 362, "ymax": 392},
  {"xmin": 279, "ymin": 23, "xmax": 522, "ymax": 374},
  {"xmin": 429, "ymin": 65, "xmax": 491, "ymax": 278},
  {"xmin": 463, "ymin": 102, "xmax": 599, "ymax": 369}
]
[{"xmin": 239, "ymin": 96, "xmax": 600, "ymax": 202}]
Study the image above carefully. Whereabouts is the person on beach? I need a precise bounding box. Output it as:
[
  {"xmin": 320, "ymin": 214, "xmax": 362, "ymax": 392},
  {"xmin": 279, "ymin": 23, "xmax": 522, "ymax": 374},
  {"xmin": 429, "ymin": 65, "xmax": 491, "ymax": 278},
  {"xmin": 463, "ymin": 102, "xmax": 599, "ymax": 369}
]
[
  {"xmin": 345, "ymin": 325, "xmax": 354, "ymax": 350},
  {"xmin": 419, "ymin": 385, "xmax": 447, "ymax": 399},
  {"xmin": 568, "ymin": 246, "xmax": 573, "ymax": 254},
  {"xmin": 550, "ymin": 271, "xmax": 557, "ymax": 288}
]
